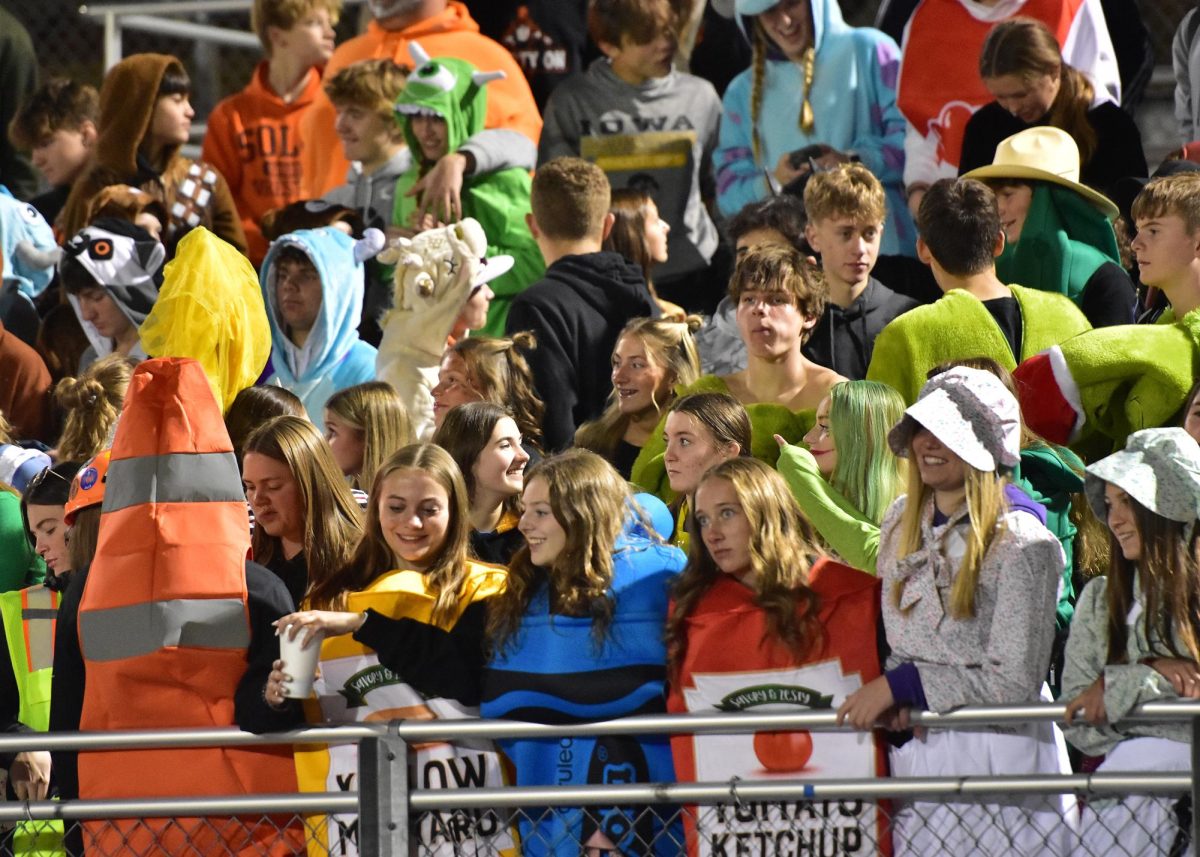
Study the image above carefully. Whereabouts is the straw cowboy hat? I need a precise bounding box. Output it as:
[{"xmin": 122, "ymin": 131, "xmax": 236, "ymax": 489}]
[{"xmin": 962, "ymin": 127, "xmax": 1119, "ymax": 220}]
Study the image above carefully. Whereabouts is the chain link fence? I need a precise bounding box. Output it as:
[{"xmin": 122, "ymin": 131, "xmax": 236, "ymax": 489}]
[
  {"xmin": 0, "ymin": 704, "xmax": 1195, "ymax": 857},
  {"xmin": 403, "ymin": 792, "xmax": 1196, "ymax": 857},
  {"xmin": 3, "ymin": 787, "xmax": 1192, "ymax": 856}
]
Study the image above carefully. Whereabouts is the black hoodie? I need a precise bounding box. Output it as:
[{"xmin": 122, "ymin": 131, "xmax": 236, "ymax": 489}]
[
  {"xmin": 506, "ymin": 251, "xmax": 658, "ymax": 451},
  {"xmin": 802, "ymin": 277, "xmax": 918, "ymax": 380}
]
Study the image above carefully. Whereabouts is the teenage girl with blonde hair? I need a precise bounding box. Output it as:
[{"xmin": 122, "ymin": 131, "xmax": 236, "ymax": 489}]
[
  {"xmin": 667, "ymin": 457, "xmax": 888, "ymax": 851},
  {"xmin": 323, "ymin": 380, "xmax": 412, "ymax": 490},
  {"xmin": 714, "ymin": 0, "xmax": 913, "ymax": 255},
  {"xmin": 269, "ymin": 443, "xmax": 513, "ymax": 854},
  {"xmin": 575, "ymin": 316, "xmax": 702, "ymax": 479},
  {"xmin": 431, "ymin": 332, "xmax": 544, "ymax": 452},
  {"xmin": 838, "ymin": 366, "xmax": 1073, "ymax": 856},
  {"xmin": 53, "ymin": 354, "xmax": 137, "ymax": 462}
]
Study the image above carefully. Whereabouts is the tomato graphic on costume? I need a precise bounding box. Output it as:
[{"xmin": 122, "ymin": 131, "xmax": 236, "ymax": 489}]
[{"xmin": 668, "ymin": 560, "xmax": 891, "ymax": 856}]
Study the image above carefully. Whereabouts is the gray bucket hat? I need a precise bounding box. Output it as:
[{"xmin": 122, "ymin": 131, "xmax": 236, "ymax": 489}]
[
  {"xmin": 1085, "ymin": 428, "xmax": 1200, "ymax": 525},
  {"xmin": 888, "ymin": 366, "xmax": 1021, "ymax": 472}
]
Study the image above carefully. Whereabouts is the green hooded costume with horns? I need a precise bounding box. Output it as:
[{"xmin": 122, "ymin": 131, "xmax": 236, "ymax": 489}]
[{"xmin": 393, "ymin": 43, "xmax": 544, "ymax": 337}]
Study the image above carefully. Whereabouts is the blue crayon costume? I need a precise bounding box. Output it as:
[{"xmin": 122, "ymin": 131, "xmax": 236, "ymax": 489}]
[{"xmin": 481, "ymin": 534, "xmax": 686, "ymax": 856}]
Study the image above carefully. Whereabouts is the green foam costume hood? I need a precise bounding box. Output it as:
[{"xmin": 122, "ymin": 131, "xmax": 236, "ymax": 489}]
[{"xmin": 995, "ymin": 183, "xmax": 1120, "ymax": 306}]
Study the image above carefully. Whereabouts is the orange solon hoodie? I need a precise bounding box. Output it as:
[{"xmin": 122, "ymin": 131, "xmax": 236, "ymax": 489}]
[
  {"xmin": 298, "ymin": 1, "xmax": 542, "ymax": 198},
  {"xmin": 59, "ymin": 53, "xmax": 247, "ymax": 255},
  {"xmin": 202, "ymin": 62, "xmax": 324, "ymax": 266}
]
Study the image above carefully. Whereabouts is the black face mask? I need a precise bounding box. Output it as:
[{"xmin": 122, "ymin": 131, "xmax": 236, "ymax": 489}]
[{"xmin": 43, "ymin": 570, "xmax": 71, "ymax": 593}]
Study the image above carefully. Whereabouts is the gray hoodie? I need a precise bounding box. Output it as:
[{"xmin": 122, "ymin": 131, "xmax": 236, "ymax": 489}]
[{"xmin": 539, "ymin": 58, "xmax": 722, "ymax": 282}]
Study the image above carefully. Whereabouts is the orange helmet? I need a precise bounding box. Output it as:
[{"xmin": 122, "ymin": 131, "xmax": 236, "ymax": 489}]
[{"xmin": 65, "ymin": 449, "xmax": 110, "ymax": 526}]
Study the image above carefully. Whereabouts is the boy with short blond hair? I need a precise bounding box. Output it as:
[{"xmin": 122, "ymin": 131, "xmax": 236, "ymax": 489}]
[
  {"xmin": 320, "ymin": 58, "xmax": 410, "ymax": 343},
  {"xmin": 538, "ymin": 0, "xmax": 723, "ymax": 312},
  {"xmin": 1130, "ymin": 172, "xmax": 1200, "ymax": 318},
  {"xmin": 202, "ymin": 0, "xmax": 341, "ymax": 265},
  {"xmin": 9, "ymin": 78, "xmax": 99, "ymax": 231},
  {"xmin": 802, "ymin": 163, "xmax": 918, "ymax": 379},
  {"xmin": 321, "ymin": 57, "xmax": 411, "ymax": 231},
  {"xmin": 507, "ymin": 157, "xmax": 658, "ymax": 450}
]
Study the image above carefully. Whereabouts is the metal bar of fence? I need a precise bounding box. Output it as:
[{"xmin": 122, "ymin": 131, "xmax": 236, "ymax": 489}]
[
  {"xmin": 1193, "ymin": 715, "xmax": 1199, "ymax": 857},
  {"xmin": 79, "ymin": 0, "xmax": 363, "ymax": 15},
  {"xmin": 115, "ymin": 14, "xmax": 261, "ymax": 49},
  {"xmin": 406, "ymin": 773, "xmax": 1194, "ymax": 810},
  {"xmin": 0, "ymin": 771, "xmax": 1188, "ymax": 823},
  {"xmin": 0, "ymin": 792, "xmax": 358, "ymax": 822},
  {"xmin": 3, "ymin": 701, "xmax": 1198, "ymax": 754}
]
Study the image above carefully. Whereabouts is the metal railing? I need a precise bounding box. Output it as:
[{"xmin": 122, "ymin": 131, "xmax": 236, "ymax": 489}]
[
  {"xmin": 77, "ymin": 0, "xmax": 366, "ymax": 72},
  {"xmin": 1, "ymin": 701, "xmax": 1197, "ymax": 856}
]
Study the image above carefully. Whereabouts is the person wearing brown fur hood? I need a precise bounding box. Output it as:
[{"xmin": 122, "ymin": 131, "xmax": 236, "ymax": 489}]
[{"xmin": 59, "ymin": 54, "xmax": 246, "ymax": 256}]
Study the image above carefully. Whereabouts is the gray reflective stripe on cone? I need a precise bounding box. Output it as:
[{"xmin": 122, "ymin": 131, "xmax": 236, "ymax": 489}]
[
  {"xmin": 79, "ymin": 598, "xmax": 250, "ymax": 662},
  {"xmin": 102, "ymin": 452, "xmax": 244, "ymax": 514}
]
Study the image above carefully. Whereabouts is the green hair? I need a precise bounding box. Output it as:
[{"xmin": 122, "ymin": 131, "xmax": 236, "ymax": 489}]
[{"xmin": 827, "ymin": 381, "xmax": 907, "ymax": 525}]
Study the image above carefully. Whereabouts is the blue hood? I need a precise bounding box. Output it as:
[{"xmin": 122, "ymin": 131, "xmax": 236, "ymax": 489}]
[
  {"xmin": 734, "ymin": 0, "xmax": 846, "ymax": 56},
  {"xmin": 260, "ymin": 226, "xmax": 367, "ymax": 385},
  {"xmin": 0, "ymin": 186, "xmax": 58, "ymax": 298}
]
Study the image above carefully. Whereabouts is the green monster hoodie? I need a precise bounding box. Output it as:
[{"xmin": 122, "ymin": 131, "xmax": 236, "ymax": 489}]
[{"xmin": 393, "ymin": 44, "xmax": 544, "ymax": 338}]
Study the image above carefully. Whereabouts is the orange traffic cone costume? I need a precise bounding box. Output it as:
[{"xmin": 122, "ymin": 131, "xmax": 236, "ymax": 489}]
[{"xmin": 76, "ymin": 357, "xmax": 302, "ymax": 855}]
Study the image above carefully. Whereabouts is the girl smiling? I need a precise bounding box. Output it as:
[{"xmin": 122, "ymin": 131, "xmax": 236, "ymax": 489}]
[
  {"xmin": 837, "ymin": 366, "xmax": 1072, "ymax": 856},
  {"xmin": 270, "ymin": 443, "xmax": 512, "ymax": 854},
  {"xmin": 434, "ymin": 402, "xmax": 530, "ymax": 565},
  {"xmin": 576, "ymin": 316, "xmax": 702, "ymax": 479}
]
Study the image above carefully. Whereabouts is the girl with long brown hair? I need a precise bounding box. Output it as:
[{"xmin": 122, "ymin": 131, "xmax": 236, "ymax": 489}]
[
  {"xmin": 267, "ymin": 443, "xmax": 512, "ymax": 854},
  {"xmin": 433, "ymin": 401, "xmax": 529, "ymax": 565},
  {"xmin": 484, "ymin": 449, "xmax": 686, "ymax": 855},
  {"xmin": 667, "ymin": 457, "xmax": 887, "ymax": 850},
  {"xmin": 1062, "ymin": 428, "xmax": 1200, "ymax": 856},
  {"xmin": 959, "ymin": 17, "xmax": 1147, "ymax": 192},
  {"xmin": 242, "ymin": 415, "xmax": 362, "ymax": 608}
]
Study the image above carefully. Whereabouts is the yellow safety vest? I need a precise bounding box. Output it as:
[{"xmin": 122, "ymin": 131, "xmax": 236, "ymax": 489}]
[
  {"xmin": 0, "ymin": 586, "xmax": 60, "ymax": 732},
  {"xmin": 0, "ymin": 585, "xmax": 65, "ymax": 856}
]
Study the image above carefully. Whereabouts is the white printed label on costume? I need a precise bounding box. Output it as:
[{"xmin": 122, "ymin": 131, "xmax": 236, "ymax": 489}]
[
  {"xmin": 313, "ymin": 653, "xmax": 516, "ymax": 857},
  {"xmin": 682, "ymin": 660, "xmax": 883, "ymax": 857}
]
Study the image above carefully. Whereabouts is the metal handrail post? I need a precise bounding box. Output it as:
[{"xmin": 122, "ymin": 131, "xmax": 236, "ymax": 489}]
[
  {"xmin": 1193, "ymin": 714, "xmax": 1199, "ymax": 855},
  {"xmin": 358, "ymin": 724, "xmax": 407, "ymax": 857},
  {"xmin": 102, "ymin": 12, "xmax": 120, "ymax": 72}
]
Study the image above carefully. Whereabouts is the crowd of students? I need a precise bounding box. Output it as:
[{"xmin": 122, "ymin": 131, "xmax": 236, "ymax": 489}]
[{"xmin": 0, "ymin": 0, "xmax": 1199, "ymax": 854}]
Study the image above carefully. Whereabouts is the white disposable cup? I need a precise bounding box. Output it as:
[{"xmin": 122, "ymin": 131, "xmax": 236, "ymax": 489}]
[{"xmin": 279, "ymin": 625, "xmax": 323, "ymax": 699}]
